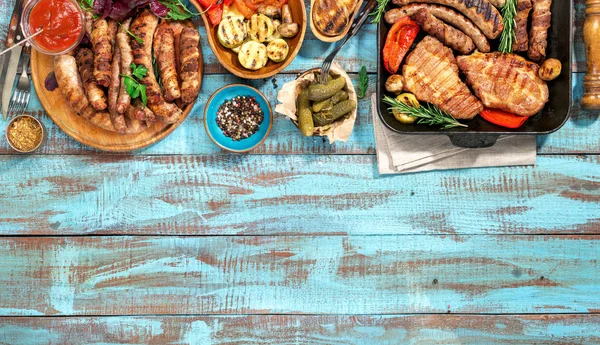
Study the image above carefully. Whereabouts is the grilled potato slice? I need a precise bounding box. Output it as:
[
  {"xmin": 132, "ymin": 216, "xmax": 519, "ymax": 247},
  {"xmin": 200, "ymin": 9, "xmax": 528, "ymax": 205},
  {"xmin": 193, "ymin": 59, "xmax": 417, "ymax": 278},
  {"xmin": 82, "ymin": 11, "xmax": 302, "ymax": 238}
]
[
  {"xmin": 218, "ymin": 16, "xmax": 247, "ymax": 48},
  {"xmin": 238, "ymin": 41, "xmax": 268, "ymax": 70},
  {"xmin": 247, "ymin": 14, "xmax": 274, "ymax": 43},
  {"xmin": 267, "ymin": 39, "xmax": 289, "ymax": 63}
]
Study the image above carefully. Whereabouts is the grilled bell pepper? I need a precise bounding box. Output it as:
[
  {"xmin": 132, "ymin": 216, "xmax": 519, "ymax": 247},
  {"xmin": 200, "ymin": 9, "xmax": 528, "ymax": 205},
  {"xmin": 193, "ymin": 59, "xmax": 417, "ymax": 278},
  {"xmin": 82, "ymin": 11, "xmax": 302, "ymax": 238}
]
[
  {"xmin": 383, "ymin": 17, "xmax": 420, "ymax": 74},
  {"xmin": 199, "ymin": 0, "xmax": 224, "ymax": 25},
  {"xmin": 480, "ymin": 108, "xmax": 529, "ymax": 129}
]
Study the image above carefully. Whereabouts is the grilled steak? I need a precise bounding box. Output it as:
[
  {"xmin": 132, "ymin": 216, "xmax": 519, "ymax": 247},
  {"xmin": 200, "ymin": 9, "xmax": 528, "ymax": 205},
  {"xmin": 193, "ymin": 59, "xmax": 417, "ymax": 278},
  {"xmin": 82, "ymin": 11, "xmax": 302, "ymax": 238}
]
[
  {"xmin": 457, "ymin": 52, "xmax": 549, "ymax": 116},
  {"xmin": 402, "ymin": 36, "xmax": 483, "ymax": 120}
]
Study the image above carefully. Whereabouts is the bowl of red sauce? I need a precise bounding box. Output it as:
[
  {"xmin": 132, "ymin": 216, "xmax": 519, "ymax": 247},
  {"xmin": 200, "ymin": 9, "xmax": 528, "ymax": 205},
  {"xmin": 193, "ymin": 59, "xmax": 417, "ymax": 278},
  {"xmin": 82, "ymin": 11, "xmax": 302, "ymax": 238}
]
[{"xmin": 21, "ymin": 0, "xmax": 85, "ymax": 55}]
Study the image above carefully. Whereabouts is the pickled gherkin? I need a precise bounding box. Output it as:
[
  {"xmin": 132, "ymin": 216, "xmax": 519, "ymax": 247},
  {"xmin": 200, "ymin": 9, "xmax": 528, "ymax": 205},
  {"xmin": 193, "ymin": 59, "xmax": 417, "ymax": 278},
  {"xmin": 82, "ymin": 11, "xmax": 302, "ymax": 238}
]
[
  {"xmin": 297, "ymin": 90, "xmax": 314, "ymax": 136},
  {"xmin": 313, "ymin": 100, "xmax": 356, "ymax": 127},
  {"xmin": 308, "ymin": 77, "xmax": 346, "ymax": 102},
  {"xmin": 331, "ymin": 90, "xmax": 348, "ymax": 105},
  {"xmin": 312, "ymin": 98, "xmax": 332, "ymax": 113}
]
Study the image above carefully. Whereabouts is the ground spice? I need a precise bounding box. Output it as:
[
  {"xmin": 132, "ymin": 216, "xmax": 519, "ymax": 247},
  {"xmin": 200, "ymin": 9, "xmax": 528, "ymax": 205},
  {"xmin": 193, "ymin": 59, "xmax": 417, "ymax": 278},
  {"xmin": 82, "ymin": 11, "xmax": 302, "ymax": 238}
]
[
  {"xmin": 216, "ymin": 96, "xmax": 264, "ymax": 141},
  {"xmin": 7, "ymin": 117, "xmax": 43, "ymax": 152}
]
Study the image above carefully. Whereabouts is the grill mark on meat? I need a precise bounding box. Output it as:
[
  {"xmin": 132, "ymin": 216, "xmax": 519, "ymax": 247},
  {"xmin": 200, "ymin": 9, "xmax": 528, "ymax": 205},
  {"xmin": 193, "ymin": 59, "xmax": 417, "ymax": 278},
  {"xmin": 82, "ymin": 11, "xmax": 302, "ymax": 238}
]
[
  {"xmin": 457, "ymin": 52, "xmax": 549, "ymax": 116},
  {"xmin": 513, "ymin": 0, "xmax": 533, "ymax": 51},
  {"xmin": 402, "ymin": 36, "xmax": 483, "ymax": 120}
]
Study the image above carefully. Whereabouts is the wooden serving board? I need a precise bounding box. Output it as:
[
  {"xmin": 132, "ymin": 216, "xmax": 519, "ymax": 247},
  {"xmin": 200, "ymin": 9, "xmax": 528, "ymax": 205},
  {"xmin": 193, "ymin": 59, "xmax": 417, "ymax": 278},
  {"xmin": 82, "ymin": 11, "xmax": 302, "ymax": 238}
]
[
  {"xmin": 309, "ymin": 0, "xmax": 364, "ymax": 43},
  {"xmin": 194, "ymin": 0, "xmax": 306, "ymax": 80},
  {"xmin": 30, "ymin": 39, "xmax": 203, "ymax": 152}
]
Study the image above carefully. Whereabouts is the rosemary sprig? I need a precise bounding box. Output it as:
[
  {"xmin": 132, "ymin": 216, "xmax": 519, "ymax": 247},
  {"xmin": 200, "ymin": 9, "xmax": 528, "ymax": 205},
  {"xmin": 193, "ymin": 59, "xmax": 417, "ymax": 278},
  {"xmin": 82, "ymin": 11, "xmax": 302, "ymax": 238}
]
[
  {"xmin": 369, "ymin": 0, "xmax": 390, "ymax": 24},
  {"xmin": 498, "ymin": 0, "xmax": 517, "ymax": 53},
  {"xmin": 383, "ymin": 95, "xmax": 468, "ymax": 129}
]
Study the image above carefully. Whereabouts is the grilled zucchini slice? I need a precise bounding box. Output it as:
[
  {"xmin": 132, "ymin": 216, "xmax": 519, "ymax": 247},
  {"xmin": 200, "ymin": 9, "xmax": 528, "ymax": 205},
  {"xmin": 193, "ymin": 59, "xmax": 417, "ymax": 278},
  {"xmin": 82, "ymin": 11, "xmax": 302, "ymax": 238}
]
[
  {"xmin": 247, "ymin": 14, "xmax": 274, "ymax": 43},
  {"xmin": 218, "ymin": 16, "xmax": 247, "ymax": 49},
  {"xmin": 266, "ymin": 39, "xmax": 289, "ymax": 63},
  {"xmin": 266, "ymin": 20, "xmax": 282, "ymax": 42},
  {"xmin": 238, "ymin": 41, "xmax": 268, "ymax": 70}
]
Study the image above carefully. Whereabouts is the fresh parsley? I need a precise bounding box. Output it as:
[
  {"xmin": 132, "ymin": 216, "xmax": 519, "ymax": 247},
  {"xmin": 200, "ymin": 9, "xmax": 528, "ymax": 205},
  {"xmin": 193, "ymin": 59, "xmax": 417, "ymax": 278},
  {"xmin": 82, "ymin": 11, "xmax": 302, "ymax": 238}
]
[
  {"xmin": 358, "ymin": 66, "xmax": 368, "ymax": 98},
  {"xmin": 119, "ymin": 22, "xmax": 144, "ymax": 44},
  {"xmin": 122, "ymin": 63, "xmax": 148, "ymax": 107},
  {"xmin": 160, "ymin": 0, "xmax": 200, "ymax": 20}
]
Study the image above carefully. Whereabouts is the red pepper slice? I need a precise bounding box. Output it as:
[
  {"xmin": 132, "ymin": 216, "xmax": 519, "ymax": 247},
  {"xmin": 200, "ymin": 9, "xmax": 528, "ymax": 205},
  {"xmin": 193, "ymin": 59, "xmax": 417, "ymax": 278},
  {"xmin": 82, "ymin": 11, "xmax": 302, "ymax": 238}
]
[
  {"xmin": 234, "ymin": 0, "xmax": 255, "ymax": 18},
  {"xmin": 480, "ymin": 108, "xmax": 529, "ymax": 129},
  {"xmin": 383, "ymin": 17, "xmax": 419, "ymax": 74},
  {"xmin": 207, "ymin": 4, "xmax": 224, "ymax": 25},
  {"xmin": 224, "ymin": 0, "xmax": 234, "ymax": 6}
]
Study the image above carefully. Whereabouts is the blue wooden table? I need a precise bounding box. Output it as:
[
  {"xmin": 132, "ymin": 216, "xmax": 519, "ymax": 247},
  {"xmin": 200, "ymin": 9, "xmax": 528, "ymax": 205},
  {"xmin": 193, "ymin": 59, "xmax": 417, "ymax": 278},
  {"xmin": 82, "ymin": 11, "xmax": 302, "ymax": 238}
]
[{"xmin": 1, "ymin": 1, "xmax": 600, "ymax": 343}]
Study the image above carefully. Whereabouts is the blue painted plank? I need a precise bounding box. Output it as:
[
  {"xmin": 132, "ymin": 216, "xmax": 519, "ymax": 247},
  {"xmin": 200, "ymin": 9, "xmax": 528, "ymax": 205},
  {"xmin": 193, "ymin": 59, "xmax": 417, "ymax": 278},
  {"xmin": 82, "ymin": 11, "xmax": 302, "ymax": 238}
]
[
  {"xmin": 1, "ymin": 315, "xmax": 600, "ymax": 344},
  {"xmin": 1, "ymin": 73, "xmax": 598, "ymax": 155},
  {"xmin": 0, "ymin": 235, "xmax": 599, "ymax": 315},
  {"xmin": 0, "ymin": 154, "xmax": 598, "ymax": 235}
]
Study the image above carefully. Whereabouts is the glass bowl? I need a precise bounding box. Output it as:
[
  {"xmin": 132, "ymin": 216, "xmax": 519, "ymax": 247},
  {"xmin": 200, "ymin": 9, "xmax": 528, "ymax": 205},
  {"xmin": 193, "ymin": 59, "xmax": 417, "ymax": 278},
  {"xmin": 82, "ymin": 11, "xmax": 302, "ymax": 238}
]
[{"xmin": 20, "ymin": 0, "xmax": 85, "ymax": 55}]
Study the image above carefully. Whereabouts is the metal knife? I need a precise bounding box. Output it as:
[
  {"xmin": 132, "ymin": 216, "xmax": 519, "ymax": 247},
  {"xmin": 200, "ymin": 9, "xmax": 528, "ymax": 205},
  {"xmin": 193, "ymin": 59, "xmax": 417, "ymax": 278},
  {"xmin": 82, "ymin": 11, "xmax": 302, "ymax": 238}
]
[{"xmin": 0, "ymin": 0, "xmax": 24, "ymax": 120}]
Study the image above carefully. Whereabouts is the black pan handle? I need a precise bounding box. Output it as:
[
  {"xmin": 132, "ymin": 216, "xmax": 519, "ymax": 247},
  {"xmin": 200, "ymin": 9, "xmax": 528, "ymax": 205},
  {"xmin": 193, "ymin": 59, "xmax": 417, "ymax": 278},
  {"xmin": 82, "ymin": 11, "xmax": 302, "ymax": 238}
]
[{"xmin": 448, "ymin": 134, "xmax": 500, "ymax": 148}]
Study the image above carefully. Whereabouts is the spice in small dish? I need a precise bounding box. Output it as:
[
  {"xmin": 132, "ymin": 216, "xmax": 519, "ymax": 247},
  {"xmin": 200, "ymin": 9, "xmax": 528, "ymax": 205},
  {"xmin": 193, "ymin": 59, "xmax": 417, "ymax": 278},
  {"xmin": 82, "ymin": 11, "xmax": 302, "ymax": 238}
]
[
  {"xmin": 216, "ymin": 96, "xmax": 264, "ymax": 141},
  {"xmin": 6, "ymin": 116, "xmax": 44, "ymax": 152}
]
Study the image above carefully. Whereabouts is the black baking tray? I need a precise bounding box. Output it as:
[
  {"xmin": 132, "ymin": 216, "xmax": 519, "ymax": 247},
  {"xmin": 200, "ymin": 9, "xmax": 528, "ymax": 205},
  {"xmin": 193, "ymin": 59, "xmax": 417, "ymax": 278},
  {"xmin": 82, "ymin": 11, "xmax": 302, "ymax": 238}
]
[{"xmin": 376, "ymin": 0, "xmax": 573, "ymax": 148}]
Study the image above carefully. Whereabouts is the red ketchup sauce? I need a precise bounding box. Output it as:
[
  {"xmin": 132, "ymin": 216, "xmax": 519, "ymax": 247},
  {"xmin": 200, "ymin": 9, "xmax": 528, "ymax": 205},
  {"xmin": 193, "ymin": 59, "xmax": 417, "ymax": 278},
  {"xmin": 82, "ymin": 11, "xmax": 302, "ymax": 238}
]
[{"xmin": 28, "ymin": 0, "xmax": 83, "ymax": 52}]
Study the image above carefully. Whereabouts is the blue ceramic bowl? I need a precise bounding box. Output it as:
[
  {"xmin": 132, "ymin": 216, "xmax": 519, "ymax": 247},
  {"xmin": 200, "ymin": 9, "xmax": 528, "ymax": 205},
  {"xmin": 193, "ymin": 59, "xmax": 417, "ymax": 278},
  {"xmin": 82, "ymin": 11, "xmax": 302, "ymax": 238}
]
[{"xmin": 204, "ymin": 84, "xmax": 273, "ymax": 153}]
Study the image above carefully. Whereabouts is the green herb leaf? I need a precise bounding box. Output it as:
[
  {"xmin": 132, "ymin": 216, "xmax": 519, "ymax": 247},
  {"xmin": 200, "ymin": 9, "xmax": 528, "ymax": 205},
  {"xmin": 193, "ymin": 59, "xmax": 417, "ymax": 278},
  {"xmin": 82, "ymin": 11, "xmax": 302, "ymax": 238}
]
[
  {"xmin": 160, "ymin": 0, "xmax": 200, "ymax": 21},
  {"xmin": 130, "ymin": 63, "xmax": 148, "ymax": 80},
  {"xmin": 383, "ymin": 95, "xmax": 468, "ymax": 129},
  {"xmin": 139, "ymin": 84, "xmax": 148, "ymax": 107},
  {"xmin": 357, "ymin": 66, "xmax": 368, "ymax": 98},
  {"xmin": 369, "ymin": 0, "xmax": 390, "ymax": 24},
  {"xmin": 498, "ymin": 0, "xmax": 517, "ymax": 53}
]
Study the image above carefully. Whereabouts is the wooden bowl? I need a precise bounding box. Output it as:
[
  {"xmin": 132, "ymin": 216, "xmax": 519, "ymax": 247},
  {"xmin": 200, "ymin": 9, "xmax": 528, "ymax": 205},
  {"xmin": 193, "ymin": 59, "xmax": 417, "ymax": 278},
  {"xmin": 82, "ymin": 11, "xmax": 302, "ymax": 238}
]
[
  {"xmin": 193, "ymin": 0, "xmax": 306, "ymax": 79},
  {"xmin": 309, "ymin": 0, "xmax": 363, "ymax": 43},
  {"xmin": 30, "ymin": 44, "xmax": 203, "ymax": 152}
]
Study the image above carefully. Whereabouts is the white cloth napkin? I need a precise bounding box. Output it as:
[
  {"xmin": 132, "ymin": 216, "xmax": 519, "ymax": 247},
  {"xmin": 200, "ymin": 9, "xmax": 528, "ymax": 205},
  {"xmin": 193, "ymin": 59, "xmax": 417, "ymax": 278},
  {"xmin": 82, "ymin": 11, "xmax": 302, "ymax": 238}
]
[{"xmin": 372, "ymin": 95, "xmax": 537, "ymax": 174}]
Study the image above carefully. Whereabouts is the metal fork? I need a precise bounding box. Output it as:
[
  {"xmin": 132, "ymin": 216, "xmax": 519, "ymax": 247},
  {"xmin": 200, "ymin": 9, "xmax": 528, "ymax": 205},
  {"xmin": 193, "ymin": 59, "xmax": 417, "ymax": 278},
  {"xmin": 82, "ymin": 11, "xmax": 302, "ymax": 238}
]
[
  {"xmin": 318, "ymin": 0, "xmax": 379, "ymax": 84},
  {"xmin": 7, "ymin": 53, "xmax": 31, "ymax": 118}
]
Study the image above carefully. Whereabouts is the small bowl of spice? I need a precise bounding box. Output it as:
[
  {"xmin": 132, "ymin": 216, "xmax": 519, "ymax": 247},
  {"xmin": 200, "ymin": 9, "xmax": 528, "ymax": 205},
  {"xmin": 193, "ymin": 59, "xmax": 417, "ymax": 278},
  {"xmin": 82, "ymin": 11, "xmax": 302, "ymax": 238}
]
[
  {"xmin": 204, "ymin": 84, "xmax": 273, "ymax": 153},
  {"xmin": 6, "ymin": 115, "xmax": 45, "ymax": 153}
]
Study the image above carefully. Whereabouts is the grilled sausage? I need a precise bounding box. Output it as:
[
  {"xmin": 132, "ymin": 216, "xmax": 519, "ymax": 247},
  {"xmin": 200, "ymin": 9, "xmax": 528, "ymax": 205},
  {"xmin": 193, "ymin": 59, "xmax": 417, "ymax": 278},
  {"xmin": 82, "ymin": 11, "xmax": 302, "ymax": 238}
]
[
  {"xmin": 54, "ymin": 55, "xmax": 95, "ymax": 119},
  {"xmin": 91, "ymin": 18, "xmax": 112, "ymax": 87},
  {"xmin": 392, "ymin": 0, "xmax": 504, "ymax": 39},
  {"xmin": 513, "ymin": 0, "xmax": 533, "ymax": 52},
  {"xmin": 124, "ymin": 117, "xmax": 149, "ymax": 134},
  {"xmin": 412, "ymin": 9, "xmax": 475, "ymax": 54},
  {"xmin": 528, "ymin": 0, "xmax": 552, "ymax": 61},
  {"xmin": 385, "ymin": 4, "xmax": 490, "ymax": 52},
  {"xmin": 108, "ymin": 47, "xmax": 127, "ymax": 134},
  {"xmin": 488, "ymin": 0, "xmax": 505, "ymax": 6},
  {"xmin": 75, "ymin": 48, "xmax": 107, "ymax": 111},
  {"xmin": 179, "ymin": 27, "xmax": 201, "ymax": 104},
  {"xmin": 156, "ymin": 28, "xmax": 181, "ymax": 102},
  {"xmin": 116, "ymin": 18, "xmax": 133, "ymax": 114},
  {"xmin": 130, "ymin": 9, "xmax": 182, "ymax": 123},
  {"xmin": 84, "ymin": 11, "xmax": 94, "ymax": 37},
  {"xmin": 124, "ymin": 99, "xmax": 157, "ymax": 123}
]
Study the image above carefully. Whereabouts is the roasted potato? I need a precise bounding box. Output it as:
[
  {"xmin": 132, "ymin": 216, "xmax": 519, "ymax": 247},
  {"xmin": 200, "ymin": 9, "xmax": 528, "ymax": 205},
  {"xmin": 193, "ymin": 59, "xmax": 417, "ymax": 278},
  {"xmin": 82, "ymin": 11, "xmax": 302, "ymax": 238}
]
[
  {"xmin": 392, "ymin": 93, "xmax": 419, "ymax": 124},
  {"xmin": 385, "ymin": 75, "xmax": 405, "ymax": 95},
  {"xmin": 538, "ymin": 58, "xmax": 562, "ymax": 81},
  {"xmin": 218, "ymin": 16, "xmax": 247, "ymax": 48},
  {"xmin": 238, "ymin": 41, "xmax": 268, "ymax": 70},
  {"xmin": 248, "ymin": 14, "xmax": 274, "ymax": 43},
  {"xmin": 267, "ymin": 39, "xmax": 289, "ymax": 63}
]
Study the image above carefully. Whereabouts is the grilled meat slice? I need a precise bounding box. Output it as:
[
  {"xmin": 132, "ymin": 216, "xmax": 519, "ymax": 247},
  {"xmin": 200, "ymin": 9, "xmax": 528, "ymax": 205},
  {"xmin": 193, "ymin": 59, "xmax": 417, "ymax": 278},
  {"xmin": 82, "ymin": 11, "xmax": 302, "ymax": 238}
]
[
  {"xmin": 528, "ymin": 0, "xmax": 552, "ymax": 61},
  {"xmin": 402, "ymin": 36, "xmax": 483, "ymax": 120},
  {"xmin": 513, "ymin": 0, "xmax": 533, "ymax": 52},
  {"xmin": 412, "ymin": 9, "xmax": 475, "ymax": 54},
  {"xmin": 457, "ymin": 52, "xmax": 549, "ymax": 116},
  {"xmin": 393, "ymin": 0, "xmax": 504, "ymax": 39}
]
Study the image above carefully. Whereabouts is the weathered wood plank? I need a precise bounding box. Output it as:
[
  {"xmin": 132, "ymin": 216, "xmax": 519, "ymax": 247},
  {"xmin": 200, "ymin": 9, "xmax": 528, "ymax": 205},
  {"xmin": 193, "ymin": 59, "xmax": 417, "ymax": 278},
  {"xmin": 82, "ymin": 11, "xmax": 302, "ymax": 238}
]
[
  {"xmin": 1, "ymin": 235, "xmax": 600, "ymax": 315},
  {"xmin": 1, "ymin": 315, "xmax": 600, "ymax": 344},
  {"xmin": 1, "ymin": 73, "xmax": 598, "ymax": 155},
  {"xmin": 1, "ymin": 154, "xmax": 599, "ymax": 235}
]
